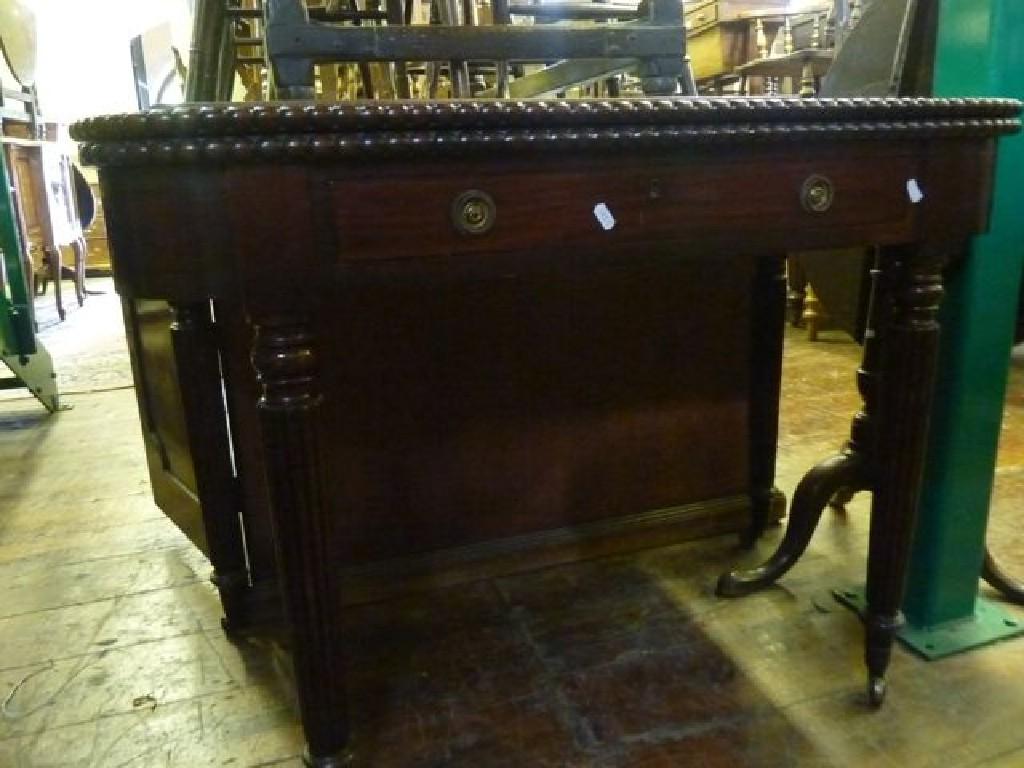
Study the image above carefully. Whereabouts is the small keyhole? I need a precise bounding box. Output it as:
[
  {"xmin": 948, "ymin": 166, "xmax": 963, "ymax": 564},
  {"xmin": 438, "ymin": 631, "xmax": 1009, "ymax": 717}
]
[
  {"xmin": 463, "ymin": 200, "xmax": 487, "ymax": 227},
  {"xmin": 451, "ymin": 190, "xmax": 496, "ymax": 235},
  {"xmin": 801, "ymin": 175, "xmax": 834, "ymax": 213}
]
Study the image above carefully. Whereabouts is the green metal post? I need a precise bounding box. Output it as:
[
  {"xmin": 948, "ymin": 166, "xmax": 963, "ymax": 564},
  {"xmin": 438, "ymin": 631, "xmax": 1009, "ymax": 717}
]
[
  {"xmin": 898, "ymin": 0, "xmax": 1024, "ymax": 657},
  {"xmin": 0, "ymin": 146, "xmax": 35, "ymax": 356},
  {"xmin": 0, "ymin": 144, "xmax": 60, "ymax": 413}
]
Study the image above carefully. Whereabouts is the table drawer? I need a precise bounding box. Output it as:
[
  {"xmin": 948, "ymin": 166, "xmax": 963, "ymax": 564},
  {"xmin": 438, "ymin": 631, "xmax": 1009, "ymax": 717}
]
[
  {"xmin": 685, "ymin": 0, "xmax": 718, "ymax": 31},
  {"xmin": 327, "ymin": 152, "xmax": 921, "ymax": 264}
]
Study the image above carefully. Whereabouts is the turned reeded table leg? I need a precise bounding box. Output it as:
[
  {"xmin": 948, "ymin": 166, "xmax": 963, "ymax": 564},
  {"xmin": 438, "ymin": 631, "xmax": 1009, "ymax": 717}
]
[
  {"xmin": 718, "ymin": 245, "xmax": 951, "ymax": 705},
  {"xmin": 251, "ymin": 319, "xmax": 351, "ymax": 767},
  {"xmin": 864, "ymin": 245, "xmax": 948, "ymax": 704}
]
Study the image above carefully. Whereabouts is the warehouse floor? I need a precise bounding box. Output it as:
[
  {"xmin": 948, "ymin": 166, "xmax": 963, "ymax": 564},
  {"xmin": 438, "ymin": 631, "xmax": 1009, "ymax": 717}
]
[{"xmin": 3, "ymin": 279, "xmax": 1024, "ymax": 767}]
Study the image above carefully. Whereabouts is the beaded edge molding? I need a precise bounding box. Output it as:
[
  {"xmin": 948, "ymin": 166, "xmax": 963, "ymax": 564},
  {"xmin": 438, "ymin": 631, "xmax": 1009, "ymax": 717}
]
[
  {"xmin": 77, "ymin": 118, "xmax": 1022, "ymax": 166},
  {"xmin": 70, "ymin": 97, "xmax": 1022, "ymax": 142}
]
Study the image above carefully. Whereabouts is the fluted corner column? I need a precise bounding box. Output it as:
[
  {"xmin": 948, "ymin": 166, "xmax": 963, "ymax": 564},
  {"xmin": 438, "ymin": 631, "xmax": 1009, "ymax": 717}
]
[
  {"xmin": 864, "ymin": 243, "xmax": 953, "ymax": 705},
  {"xmin": 251, "ymin": 318, "xmax": 351, "ymax": 767}
]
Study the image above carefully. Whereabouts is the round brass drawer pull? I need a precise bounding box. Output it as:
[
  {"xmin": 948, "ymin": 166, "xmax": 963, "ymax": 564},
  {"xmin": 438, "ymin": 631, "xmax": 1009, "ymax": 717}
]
[
  {"xmin": 801, "ymin": 174, "xmax": 834, "ymax": 213},
  {"xmin": 452, "ymin": 190, "xmax": 496, "ymax": 235}
]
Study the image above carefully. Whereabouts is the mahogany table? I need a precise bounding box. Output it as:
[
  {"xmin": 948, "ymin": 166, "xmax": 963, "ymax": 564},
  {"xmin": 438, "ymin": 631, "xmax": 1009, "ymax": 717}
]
[{"xmin": 73, "ymin": 97, "xmax": 1020, "ymax": 766}]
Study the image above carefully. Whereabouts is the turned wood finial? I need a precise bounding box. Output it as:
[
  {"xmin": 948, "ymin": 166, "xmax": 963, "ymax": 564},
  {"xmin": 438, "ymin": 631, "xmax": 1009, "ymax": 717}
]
[
  {"xmin": 812, "ymin": 13, "xmax": 822, "ymax": 48},
  {"xmin": 802, "ymin": 283, "xmax": 823, "ymax": 341},
  {"xmin": 799, "ymin": 60, "xmax": 816, "ymax": 97},
  {"xmin": 252, "ymin": 320, "xmax": 321, "ymax": 410},
  {"xmin": 755, "ymin": 18, "xmax": 768, "ymax": 59}
]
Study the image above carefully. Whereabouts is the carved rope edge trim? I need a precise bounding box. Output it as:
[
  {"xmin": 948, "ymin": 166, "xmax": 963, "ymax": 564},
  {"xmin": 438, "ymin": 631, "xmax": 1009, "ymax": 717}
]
[
  {"xmin": 77, "ymin": 118, "xmax": 1021, "ymax": 166},
  {"xmin": 70, "ymin": 98, "xmax": 1023, "ymax": 142}
]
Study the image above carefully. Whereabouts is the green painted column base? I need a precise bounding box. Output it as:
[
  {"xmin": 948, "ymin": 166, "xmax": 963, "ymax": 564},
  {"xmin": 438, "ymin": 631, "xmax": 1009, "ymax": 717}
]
[
  {"xmin": 1, "ymin": 341, "xmax": 64, "ymax": 413},
  {"xmin": 834, "ymin": 586, "xmax": 1024, "ymax": 660}
]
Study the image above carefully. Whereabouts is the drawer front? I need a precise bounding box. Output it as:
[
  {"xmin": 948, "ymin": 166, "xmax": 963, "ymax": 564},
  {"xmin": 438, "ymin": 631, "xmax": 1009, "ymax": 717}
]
[
  {"xmin": 685, "ymin": 0, "xmax": 718, "ymax": 31},
  {"xmin": 718, "ymin": 0, "xmax": 788, "ymax": 18},
  {"xmin": 687, "ymin": 27, "xmax": 728, "ymax": 78},
  {"xmin": 327, "ymin": 151, "xmax": 922, "ymax": 265}
]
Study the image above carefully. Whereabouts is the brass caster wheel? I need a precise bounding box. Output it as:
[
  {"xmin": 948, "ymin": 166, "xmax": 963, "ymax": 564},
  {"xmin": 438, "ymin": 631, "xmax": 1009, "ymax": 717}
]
[{"xmin": 868, "ymin": 676, "xmax": 886, "ymax": 707}]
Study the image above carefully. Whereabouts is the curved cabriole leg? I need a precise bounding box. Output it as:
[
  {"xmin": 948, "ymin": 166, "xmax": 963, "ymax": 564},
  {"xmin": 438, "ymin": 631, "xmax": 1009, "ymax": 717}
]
[
  {"xmin": 72, "ymin": 237, "xmax": 87, "ymax": 306},
  {"xmin": 864, "ymin": 245, "xmax": 949, "ymax": 707},
  {"xmin": 717, "ymin": 452, "xmax": 863, "ymax": 597},
  {"xmin": 981, "ymin": 550, "xmax": 1024, "ymax": 604},
  {"xmin": 251, "ymin": 319, "xmax": 352, "ymax": 767},
  {"xmin": 829, "ymin": 485, "xmax": 857, "ymax": 513},
  {"xmin": 48, "ymin": 246, "xmax": 65, "ymax": 321}
]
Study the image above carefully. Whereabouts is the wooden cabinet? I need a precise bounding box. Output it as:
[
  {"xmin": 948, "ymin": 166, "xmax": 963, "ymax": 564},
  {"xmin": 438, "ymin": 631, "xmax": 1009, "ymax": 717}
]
[
  {"xmin": 84, "ymin": 182, "xmax": 111, "ymax": 273},
  {"xmin": 685, "ymin": 0, "xmax": 790, "ymax": 82},
  {"xmin": 3, "ymin": 132, "xmax": 92, "ymax": 317},
  {"xmin": 4, "ymin": 142, "xmax": 46, "ymax": 285}
]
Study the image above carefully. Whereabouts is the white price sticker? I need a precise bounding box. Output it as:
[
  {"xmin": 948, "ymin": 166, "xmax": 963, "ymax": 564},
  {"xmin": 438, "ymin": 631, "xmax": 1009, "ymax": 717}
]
[
  {"xmin": 907, "ymin": 178, "xmax": 924, "ymax": 204},
  {"xmin": 593, "ymin": 202, "xmax": 616, "ymax": 231}
]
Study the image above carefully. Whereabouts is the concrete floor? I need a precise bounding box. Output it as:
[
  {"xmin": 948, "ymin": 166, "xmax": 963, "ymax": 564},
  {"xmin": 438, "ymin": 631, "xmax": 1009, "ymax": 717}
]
[{"xmin": 3, "ymin": 281, "xmax": 1024, "ymax": 767}]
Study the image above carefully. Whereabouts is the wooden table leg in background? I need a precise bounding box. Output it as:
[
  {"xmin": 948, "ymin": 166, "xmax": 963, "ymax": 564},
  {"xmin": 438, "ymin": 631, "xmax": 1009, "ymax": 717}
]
[
  {"xmin": 46, "ymin": 245, "xmax": 65, "ymax": 321},
  {"xmin": 746, "ymin": 253, "xmax": 787, "ymax": 545},
  {"xmin": 251, "ymin": 317, "xmax": 351, "ymax": 767},
  {"xmin": 72, "ymin": 236, "xmax": 87, "ymax": 306}
]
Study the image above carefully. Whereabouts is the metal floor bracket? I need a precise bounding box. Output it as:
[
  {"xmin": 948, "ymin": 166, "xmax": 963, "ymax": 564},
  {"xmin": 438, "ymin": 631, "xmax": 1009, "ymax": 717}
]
[{"xmin": 835, "ymin": 585, "xmax": 1024, "ymax": 660}]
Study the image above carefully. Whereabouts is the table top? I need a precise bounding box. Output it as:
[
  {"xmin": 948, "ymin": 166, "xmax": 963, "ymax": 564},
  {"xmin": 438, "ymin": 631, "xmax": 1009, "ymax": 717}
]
[{"xmin": 71, "ymin": 97, "xmax": 1021, "ymax": 166}]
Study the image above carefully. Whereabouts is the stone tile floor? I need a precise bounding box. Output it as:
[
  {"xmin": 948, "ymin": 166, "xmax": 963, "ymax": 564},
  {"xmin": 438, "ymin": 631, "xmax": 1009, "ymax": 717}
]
[{"xmin": 2, "ymin": 284, "xmax": 1024, "ymax": 767}]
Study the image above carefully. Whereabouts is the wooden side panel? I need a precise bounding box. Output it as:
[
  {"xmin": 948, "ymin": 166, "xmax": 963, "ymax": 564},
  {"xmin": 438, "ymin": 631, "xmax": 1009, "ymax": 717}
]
[{"xmin": 121, "ymin": 298, "xmax": 208, "ymax": 555}]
